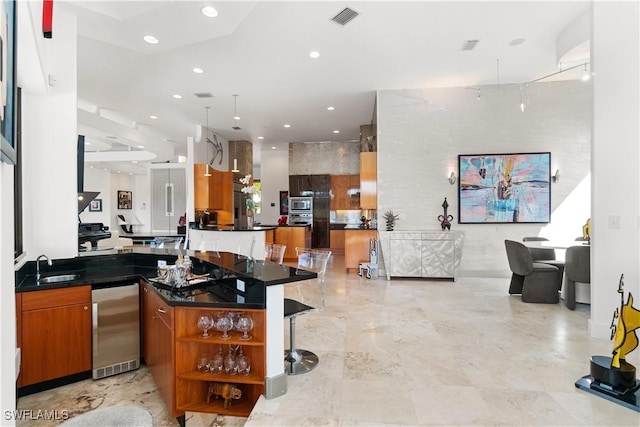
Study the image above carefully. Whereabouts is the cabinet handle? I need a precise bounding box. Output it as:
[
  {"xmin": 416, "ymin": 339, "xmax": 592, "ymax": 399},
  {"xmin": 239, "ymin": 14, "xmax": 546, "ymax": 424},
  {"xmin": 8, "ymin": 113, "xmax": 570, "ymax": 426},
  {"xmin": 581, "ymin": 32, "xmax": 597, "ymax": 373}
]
[
  {"xmin": 92, "ymin": 303, "xmax": 98, "ymax": 352},
  {"xmin": 157, "ymin": 307, "xmax": 167, "ymax": 314}
]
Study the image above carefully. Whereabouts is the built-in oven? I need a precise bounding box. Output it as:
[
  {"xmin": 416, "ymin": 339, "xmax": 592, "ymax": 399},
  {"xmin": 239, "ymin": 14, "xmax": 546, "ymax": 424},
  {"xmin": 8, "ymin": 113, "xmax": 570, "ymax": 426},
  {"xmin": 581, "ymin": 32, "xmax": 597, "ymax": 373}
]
[
  {"xmin": 289, "ymin": 196, "xmax": 313, "ymax": 214},
  {"xmin": 289, "ymin": 212, "xmax": 313, "ymax": 227}
]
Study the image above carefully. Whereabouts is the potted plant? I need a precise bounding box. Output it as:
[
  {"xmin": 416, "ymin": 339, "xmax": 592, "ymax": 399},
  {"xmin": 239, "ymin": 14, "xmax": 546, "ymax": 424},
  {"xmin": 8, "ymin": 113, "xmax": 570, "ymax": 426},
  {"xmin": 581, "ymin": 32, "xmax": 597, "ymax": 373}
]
[{"xmin": 382, "ymin": 210, "xmax": 399, "ymax": 231}]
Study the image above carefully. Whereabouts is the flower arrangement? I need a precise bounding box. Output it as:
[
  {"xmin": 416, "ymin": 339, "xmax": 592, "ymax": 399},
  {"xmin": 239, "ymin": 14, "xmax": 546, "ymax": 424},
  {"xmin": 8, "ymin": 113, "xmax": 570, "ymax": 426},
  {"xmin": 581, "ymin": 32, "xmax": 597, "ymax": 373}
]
[{"xmin": 239, "ymin": 174, "xmax": 256, "ymax": 212}]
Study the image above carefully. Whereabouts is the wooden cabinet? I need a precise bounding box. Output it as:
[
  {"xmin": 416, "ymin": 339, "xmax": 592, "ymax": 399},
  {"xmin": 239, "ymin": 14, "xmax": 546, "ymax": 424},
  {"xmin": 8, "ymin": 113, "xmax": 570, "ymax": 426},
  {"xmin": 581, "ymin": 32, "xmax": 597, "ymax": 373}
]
[
  {"xmin": 174, "ymin": 307, "xmax": 266, "ymax": 418},
  {"xmin": 142, "ymin": 282, "xmax": 176, "ymax": 417},
  {"xmin": 360, "ymin": 152, "xmax": 377, "ymax": 209},
  {"xmin": 194, "ymin": 164, "xmax": 233, "ymax": 211},
  {"xmin": 330, "ymin": 175, "xmax": 360, "ymax": 210},
  {"xmin": 16, "ymin": 293, "xmax": 22, "ymax": 388},
  {"xmin": 330, "ymin": 229, "xmax": 345, "ymax": 253},
  {"xmin": 345, "ymin": 230, "xmax": 378, "ymax": 272},
  {"xmin": 275, "ymin": 226, "xmax": 312, "ymax": 260},
  {"xmin": 289, "ymin": 175, "xmax": 313, "ymax": 197},
  {"xmin": 20, "ymin": 286, "xmax": 92, "ymax": 387}
]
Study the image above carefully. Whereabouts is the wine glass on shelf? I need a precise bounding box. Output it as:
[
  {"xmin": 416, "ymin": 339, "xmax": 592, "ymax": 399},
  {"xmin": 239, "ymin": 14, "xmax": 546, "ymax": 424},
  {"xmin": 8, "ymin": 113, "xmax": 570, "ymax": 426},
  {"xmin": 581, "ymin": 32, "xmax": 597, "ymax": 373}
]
[
  {"xmin": 237, "ymin": 313, "xmax": 254, "ymax": 340},
  {"xmin": 197, "ymin": 314, "xmax": 214, "ymax": 338},
  {"xmin": 224, "ymin": 345, "xmax": 238, "ymax": 375},
  {"xmin": 197, "ymin": 353, "xmax": 209, "ymax": 373},
  {"xmin": 237, "ymin": 346, "xmax": 251, "ymax": 376},
  {"xmin": 209, "ymin": 345, "xmax": 224, "ymax": 375},
  {"xmin": 216, "ymin": 314, "xmax": 233, "ymax": 339}
]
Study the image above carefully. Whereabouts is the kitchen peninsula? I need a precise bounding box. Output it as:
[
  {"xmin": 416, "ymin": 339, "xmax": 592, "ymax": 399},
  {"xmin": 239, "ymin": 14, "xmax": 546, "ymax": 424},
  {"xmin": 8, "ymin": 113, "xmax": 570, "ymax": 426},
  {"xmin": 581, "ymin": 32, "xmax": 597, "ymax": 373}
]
[
  {"xmin": 188, "ymin": 225, "xmax": 278, "ymax": 259},
  {"xmin": 15, "ymin": 247, "xmax": 316, "ymax": 425}
]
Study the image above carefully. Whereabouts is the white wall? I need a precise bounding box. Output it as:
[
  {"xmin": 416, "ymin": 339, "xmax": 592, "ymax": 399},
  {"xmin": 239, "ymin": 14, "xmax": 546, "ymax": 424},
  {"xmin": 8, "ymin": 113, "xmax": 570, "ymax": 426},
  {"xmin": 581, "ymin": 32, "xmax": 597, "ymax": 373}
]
[
  {"xmin": 258, "ymin": 149, "xmax": 290, "ymax": 224},
  {"xmin": 378, "ymin": 81, "xmax": 591, "ymax": 276},
  {"xmin": 590, "ymin": 1, "xmax": 640, "ymax": 344}
]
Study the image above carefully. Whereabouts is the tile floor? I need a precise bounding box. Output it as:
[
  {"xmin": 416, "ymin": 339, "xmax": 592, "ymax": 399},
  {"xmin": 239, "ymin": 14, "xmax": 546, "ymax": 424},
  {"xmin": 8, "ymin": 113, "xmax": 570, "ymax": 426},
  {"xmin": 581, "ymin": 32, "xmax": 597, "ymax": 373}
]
[{"xmin": 16, "ymin": 254, "xmax": 640, "ymax": 426}]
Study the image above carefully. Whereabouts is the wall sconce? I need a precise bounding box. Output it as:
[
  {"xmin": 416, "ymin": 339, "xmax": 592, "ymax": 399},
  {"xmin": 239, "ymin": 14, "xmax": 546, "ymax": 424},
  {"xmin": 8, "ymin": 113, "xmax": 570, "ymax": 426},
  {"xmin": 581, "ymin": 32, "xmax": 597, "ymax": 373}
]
[
  {"xmin": 448, "ymin": 171, "xmax": 457, "ymax": 185},
  {"xmin": 552, "ymin": 169, "xmax": 560, "ymax": 183}
]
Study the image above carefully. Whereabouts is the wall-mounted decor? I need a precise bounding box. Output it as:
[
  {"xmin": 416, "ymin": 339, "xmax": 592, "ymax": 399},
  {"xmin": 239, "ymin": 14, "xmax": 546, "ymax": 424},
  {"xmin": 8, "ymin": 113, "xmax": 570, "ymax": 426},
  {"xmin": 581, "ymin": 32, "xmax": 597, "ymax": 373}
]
[
  {"xmin": 458, "ymin": 152, "xmax": 551, "ymax": 223},
  {"xmin": 0, "ymin": 0, "xmax": 17, "ymax": 164},
  {"xmin": 117, "ymin": 191, "xmax": 132, "ymax": 210},
  {"xmin": 279, "ymin": 191, "xmax": 289, "ymax": 215},
  {"xmin": 89, "ymin": 198, "xmax": 103, "ymax": 212}
]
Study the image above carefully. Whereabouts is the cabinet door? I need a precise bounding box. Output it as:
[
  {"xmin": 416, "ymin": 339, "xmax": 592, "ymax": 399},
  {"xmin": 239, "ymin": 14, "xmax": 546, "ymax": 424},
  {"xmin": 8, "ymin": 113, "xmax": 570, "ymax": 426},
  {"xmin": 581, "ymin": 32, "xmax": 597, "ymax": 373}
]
[
  {"xmin": 330, "ymin": 230, "xmax": 345, "ymax": 250},
  {"xmin": 345, "ymin": 230, "xmax": 378, "ymax": 270},
  {"xmin": 209, "ymin": 170, "xmax": 233, "ymax": 211},
  {"xmin": 389, "ymin": 238, "xmax": 422, "ymax": 277},
  {"xmin": 330, "ymin": 175, "xmax": 348, "ymax": 210},
  {"xmin": 21, "ymin": 303, "xmax": 91, "ymax": 386},
  {"xmin": 349, "ymin": 174, "xmax": 361, "ymax": 209},
  {"xmin": 422, "ymin": 238, "xmax": 455, "ymax": 278},
  {"xmin": 289, "ymin": 175, "xmax": 313, "ymax": 197},
  {"xmin": 311, "ymin": 174, "xmax": 331, "ymax": 197},
  {"xmin": 360, "ymin": 152, "xmax": 377, "ymax": 209},
  {"xmin": 194, "ymin": 164, "xmax": 210, "ymax": 210}
]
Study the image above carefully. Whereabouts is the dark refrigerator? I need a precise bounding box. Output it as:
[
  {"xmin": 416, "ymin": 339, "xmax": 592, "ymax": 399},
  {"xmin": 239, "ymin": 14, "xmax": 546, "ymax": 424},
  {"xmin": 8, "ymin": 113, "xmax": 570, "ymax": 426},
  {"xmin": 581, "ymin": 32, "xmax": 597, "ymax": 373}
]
[{"xmin": 312, "ymin": 175, "xmax": 330, "ymax": 248}]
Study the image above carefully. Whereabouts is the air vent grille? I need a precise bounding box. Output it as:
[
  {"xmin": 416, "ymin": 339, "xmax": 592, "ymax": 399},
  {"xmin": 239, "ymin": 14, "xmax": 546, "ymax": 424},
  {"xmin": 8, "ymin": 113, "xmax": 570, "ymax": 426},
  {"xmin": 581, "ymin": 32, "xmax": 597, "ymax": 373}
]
[
  {"xmin": 194, "ymin": 92, "xmax": 214, "ymax": 98},
  {"xmin": 331, "ymin": 7, "xmax": 359, "ymax": 25},
  {"xmin": 461, "ymin": 40, "xmax": 480, "ymax": 51}
]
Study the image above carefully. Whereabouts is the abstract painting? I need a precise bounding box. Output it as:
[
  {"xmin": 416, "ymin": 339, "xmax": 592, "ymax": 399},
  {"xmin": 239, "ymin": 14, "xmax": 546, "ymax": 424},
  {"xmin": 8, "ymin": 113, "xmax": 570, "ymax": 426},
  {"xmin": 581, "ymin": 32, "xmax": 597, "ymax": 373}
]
[{"xmin": 458, "ymin": 152, "xmax": 551, "ymax": 223}]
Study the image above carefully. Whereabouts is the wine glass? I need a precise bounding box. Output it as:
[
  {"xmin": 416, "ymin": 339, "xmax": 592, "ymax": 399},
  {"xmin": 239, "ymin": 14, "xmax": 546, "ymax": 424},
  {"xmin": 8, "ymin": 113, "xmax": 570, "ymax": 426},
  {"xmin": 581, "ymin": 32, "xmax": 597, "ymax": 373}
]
[
  {"xmin": 197, "ymin": 353, "xmax": 209, "ymax": 373},
  {"xmin": 197, "ymin": 314, "xmax": 214, "ymax": 338},
  {"xmin": 237, "ymin": 346, "xmax": 251, "ymax": 376},
  {"xmin": 237, "ymin": 314, "xmax": 254, "ymax": 340},
  {"xmin": 224, "ymin": 345, "xmax": 237, "ymax": 375},
  {"xmin": 209, "ymin": 345, "xmax": 224, "ymax": 375},
  {"xmin": 216, "ymin": 315, "xmax": 233, "ymax": 339}
]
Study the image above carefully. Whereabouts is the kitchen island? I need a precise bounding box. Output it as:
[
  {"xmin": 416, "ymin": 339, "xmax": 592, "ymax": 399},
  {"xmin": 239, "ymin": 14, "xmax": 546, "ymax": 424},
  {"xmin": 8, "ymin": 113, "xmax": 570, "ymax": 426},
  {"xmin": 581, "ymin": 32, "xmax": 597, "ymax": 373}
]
[
  {"xmin": 188, "ymin": 225, "xmax": 277, "ymax": 259},
  {"xmin": 15, "ymin": 247, "xmax": 315, "ymax": 425}
]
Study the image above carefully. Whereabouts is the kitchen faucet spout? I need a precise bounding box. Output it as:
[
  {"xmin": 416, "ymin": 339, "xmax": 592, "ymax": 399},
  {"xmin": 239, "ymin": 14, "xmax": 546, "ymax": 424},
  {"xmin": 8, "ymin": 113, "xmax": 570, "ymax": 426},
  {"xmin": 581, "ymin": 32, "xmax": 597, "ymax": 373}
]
[{"xmin": 36, "ymin": 254, "xmax": 53, "ymax": 283}]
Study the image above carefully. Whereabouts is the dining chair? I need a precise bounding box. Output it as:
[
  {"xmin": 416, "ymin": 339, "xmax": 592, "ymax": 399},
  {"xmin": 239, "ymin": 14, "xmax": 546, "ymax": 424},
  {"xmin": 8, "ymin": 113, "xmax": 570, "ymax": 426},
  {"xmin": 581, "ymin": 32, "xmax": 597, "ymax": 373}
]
[
  {"xmin": 522, "ymin": 236, "xmax": 564, "ymax": 290},
  {"xmin": 505, "ymin": 240, "xmax": 560, "ymax": 303},
  {"xmin": 564, "ymin": 245, "xmax": 590, "ymax": 310},
  {"xmin": 284, "ymin": 248, "xmax": 332, "ymax": 375}
]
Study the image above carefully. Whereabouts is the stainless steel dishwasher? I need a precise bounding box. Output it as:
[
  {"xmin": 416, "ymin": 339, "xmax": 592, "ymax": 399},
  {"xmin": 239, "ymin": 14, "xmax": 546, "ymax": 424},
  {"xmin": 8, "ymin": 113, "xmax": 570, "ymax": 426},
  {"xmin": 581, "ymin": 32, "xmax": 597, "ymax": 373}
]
[{"xmin": 92, "ymin": 282, "xmax": 140, "ymax": 379}]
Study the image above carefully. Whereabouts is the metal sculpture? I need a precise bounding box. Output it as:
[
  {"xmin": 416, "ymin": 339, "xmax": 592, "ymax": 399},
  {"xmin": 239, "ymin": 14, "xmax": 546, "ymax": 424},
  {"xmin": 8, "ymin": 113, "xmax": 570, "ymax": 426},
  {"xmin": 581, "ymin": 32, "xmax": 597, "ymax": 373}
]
[{"xmin": 438, "ymin": 197, "xmax": 454, "ymax": 230}]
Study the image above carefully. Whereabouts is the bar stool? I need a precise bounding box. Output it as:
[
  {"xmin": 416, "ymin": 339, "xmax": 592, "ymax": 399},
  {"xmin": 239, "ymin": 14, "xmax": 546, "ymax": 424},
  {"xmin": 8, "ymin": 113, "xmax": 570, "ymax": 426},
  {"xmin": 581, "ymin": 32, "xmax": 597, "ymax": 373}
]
[
  {"xmin": 284, "ymin": 248, "xmax": 331, "ymax": 375},
  {"xmin": 264, "ymin": 243, "xmax": 286, "ymax": 264}
]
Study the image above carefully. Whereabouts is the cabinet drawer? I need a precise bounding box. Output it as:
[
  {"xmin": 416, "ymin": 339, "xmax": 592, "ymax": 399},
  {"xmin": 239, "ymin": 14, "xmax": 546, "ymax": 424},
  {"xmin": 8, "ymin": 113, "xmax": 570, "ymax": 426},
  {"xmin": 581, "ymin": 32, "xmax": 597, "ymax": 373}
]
[
  {"xmin": 145, "ymin": 283, "xmax": 174, "ymax": 329},
  {"xmin": 22, "ymin": 285, "xmax": 91, "ymax": 311}
]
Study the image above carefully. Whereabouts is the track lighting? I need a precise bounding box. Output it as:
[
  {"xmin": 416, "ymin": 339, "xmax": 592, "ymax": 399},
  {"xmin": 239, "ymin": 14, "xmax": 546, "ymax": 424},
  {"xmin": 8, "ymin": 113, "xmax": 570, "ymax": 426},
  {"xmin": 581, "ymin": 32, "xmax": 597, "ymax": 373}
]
[{"xmin": 204, "ymin": 107, "xmax": 212, "ymax": 176}]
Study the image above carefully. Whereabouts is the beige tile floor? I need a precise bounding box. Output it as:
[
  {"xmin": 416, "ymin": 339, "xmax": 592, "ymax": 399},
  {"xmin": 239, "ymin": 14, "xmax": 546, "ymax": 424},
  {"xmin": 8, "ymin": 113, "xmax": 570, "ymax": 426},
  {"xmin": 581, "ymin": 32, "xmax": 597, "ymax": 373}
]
[{"xmin": 16, "ymin": 254, "xmax": 640, "ymax": 426}]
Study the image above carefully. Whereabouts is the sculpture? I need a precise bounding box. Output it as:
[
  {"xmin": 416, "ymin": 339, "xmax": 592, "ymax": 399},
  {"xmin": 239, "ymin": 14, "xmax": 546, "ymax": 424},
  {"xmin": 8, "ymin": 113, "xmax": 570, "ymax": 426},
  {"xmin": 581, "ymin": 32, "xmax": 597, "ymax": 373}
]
[
  {"xmin": 576, "ymin": 274, "xmax": 640, "ymax": 409},
  {"xmin": 382, "ymin": 210, "xmax": 399, "ymax": 231},
  {"xmin": 437, "ymin": 198, "xmax": 454, "ymax": 230}
]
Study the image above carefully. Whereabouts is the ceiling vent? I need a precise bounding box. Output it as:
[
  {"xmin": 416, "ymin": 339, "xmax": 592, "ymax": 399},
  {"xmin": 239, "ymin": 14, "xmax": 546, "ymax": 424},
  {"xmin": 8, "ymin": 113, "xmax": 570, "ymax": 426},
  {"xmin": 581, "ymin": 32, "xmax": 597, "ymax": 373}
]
[
  {"xmin": 193, "ymin": 92, "xmax": 214, "ymax": 98},
  {"xmin": 460, "ymin": 39, "xmax": 480, "ymax": 51},
  {"xmin": 331, "ymin": 7, "xmax": 359, "ymax": 26}
]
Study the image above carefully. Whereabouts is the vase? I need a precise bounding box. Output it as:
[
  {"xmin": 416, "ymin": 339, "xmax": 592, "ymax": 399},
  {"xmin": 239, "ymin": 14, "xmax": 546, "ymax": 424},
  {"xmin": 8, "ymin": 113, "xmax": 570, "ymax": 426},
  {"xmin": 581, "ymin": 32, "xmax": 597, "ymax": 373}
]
[{"xmin": 246, "ymin": 210, "xmax": 254, "ymax": 228}]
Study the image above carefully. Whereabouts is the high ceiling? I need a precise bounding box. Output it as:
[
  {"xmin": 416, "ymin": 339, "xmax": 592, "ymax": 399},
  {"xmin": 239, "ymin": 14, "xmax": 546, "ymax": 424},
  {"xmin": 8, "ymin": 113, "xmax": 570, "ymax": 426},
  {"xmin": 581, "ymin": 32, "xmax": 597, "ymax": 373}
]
[{"xmin": 59, "ymin": 1, "xmax": 591, "ymax": 174}]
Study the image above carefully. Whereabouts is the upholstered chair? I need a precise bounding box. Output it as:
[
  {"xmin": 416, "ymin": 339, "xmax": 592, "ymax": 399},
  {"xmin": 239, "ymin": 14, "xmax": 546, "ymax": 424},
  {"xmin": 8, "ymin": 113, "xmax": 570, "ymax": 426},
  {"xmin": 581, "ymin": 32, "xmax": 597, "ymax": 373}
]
[
  {"xmin": 505, "ymin": 240, "xmax": 560, "ymax": 303},
  {"xmin": 522, "ymin": 237, "xmax": 564, "ymax": 290},
  {"xmin": 564, "ymin": 245, "xmax": 590, "ymax": 310}
]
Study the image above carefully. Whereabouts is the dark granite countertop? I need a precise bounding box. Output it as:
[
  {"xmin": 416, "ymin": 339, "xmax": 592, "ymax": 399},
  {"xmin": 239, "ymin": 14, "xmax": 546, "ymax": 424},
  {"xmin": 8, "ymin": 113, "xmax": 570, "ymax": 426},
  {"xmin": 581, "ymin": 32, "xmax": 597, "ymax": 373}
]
[
  {"xmin": 260, "ymin": 224, "xmax": 311, "ymax": 228},
  {"xmin": 190, "ymin": 225, "xmax": 277, "ymax": 232},
  {"xmin": 15, "ymin": 248, "xmax": 316, "ymax": 309}
]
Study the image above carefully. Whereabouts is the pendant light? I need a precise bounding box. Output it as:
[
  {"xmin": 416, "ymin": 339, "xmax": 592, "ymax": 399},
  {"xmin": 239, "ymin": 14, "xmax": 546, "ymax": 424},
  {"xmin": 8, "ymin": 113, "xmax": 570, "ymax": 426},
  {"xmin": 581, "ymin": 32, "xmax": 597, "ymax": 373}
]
[
  {"xmin": 204, "ymin": 107, "xmax": 212, "ymax": 176},
  {"xmin": 231, "ymin": 94, "xmax": 240, "ymax": 172}
]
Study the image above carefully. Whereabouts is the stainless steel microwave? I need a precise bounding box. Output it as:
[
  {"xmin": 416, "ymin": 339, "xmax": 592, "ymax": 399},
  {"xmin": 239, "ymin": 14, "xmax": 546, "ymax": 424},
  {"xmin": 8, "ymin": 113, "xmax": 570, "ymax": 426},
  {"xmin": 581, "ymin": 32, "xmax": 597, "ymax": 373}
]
[{"xmin": 289, "ymin": 196, "xmax": 313, "ymax": 213}]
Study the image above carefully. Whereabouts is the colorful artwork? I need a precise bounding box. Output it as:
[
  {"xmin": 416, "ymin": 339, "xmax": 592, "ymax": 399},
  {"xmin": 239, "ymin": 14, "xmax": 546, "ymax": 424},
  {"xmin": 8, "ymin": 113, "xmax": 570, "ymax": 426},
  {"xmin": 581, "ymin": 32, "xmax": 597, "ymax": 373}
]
[{"xmin": 458, "ymin": 152, "xmax": 550, "ymax": 223}]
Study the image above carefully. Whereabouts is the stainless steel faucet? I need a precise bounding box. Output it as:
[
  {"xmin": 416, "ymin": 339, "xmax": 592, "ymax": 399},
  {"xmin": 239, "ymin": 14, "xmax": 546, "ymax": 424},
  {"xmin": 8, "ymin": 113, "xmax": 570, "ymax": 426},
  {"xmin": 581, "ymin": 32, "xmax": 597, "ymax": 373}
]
[{"xmin": 36, "ymin": 254, "xmax": 52, "ymax": 283}]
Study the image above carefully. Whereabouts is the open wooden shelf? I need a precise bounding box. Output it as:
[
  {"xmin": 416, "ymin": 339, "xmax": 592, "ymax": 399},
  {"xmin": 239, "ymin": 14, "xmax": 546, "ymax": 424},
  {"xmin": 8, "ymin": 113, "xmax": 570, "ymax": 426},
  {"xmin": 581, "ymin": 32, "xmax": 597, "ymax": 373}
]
[{"xmin": 178, "ymin": 370, "xmax": 264, "ymax": 385}]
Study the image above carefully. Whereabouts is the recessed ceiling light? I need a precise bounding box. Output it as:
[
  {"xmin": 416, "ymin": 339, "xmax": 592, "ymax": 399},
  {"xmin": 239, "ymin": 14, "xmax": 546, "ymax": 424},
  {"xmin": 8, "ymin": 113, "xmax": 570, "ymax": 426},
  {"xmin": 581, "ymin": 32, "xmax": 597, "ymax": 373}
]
[
  {"xmin": 202, "ymin": 6, "xmax": 219, "ymax": 18},
  {"xmin": 257, "ymin": 136, "xmax": 264, "ymax": 140},
  {"xmin": 327, "ymin": 106, "xmax": 335, "ymax": 111},
  {"xmin": 284, "ymin": 124, "xmax": 291, "ymax": 128},
  {"xmin": 143, "ymin": 35, "xmax": 159, "ymax": 44},
  {"xmin": 309, "ymin": 51, "xmax": 320, "ymax": 59},
  {"xmin": 86, "ymin": 142, "xmax": 91, "ymax": 145},
  {"xmin": 106, "ymin": 135, "xmax": 117, "ymax": 139},
  {"xmin": 149, "ymin": 115, "xmax": 158, "ymax": 119},
  {"xmin": 333, "ymin": 130, "xmax": 340, "ymax": 134},
  {"xmin": 509, "ymin": 38, "xmax": 526, "ymax": 46},
  {"xmin": 173, "ymin": 94, "xmax": 182, "ymax": 99},
  {"xmin": 193, "ymin": 67, "xmax": 204, "ymax": 74},
  {"xmin": 233, "ymin": 115, "xmax": 240, "ymax": 120},
  {"xmin": 137, "ymin": 145, "xmax": 145, "ymax": 149},
  {"xmin": 117, "ymin": 171, "xmax": 121, "ymax": 173},
  {"xmin": 271, "ymin": 146, "xmax": 276, "ymax": 150}
]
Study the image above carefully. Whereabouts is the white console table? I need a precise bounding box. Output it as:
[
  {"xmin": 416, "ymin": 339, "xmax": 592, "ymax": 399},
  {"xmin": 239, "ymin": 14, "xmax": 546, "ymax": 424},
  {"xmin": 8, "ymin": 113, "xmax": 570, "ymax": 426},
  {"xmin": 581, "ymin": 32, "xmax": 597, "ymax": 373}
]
[{"xmin": 378, "ymin": 230, "xmax": 464, "ymax": 280}]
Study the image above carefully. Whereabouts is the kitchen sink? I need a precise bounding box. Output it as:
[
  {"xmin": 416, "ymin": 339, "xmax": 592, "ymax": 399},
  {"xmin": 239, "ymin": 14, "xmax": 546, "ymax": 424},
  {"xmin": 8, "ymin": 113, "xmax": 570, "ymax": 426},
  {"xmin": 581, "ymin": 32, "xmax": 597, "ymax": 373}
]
[{"xmin": 39, "ymin": 274, "xmax": 78, "ymax": 284}]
